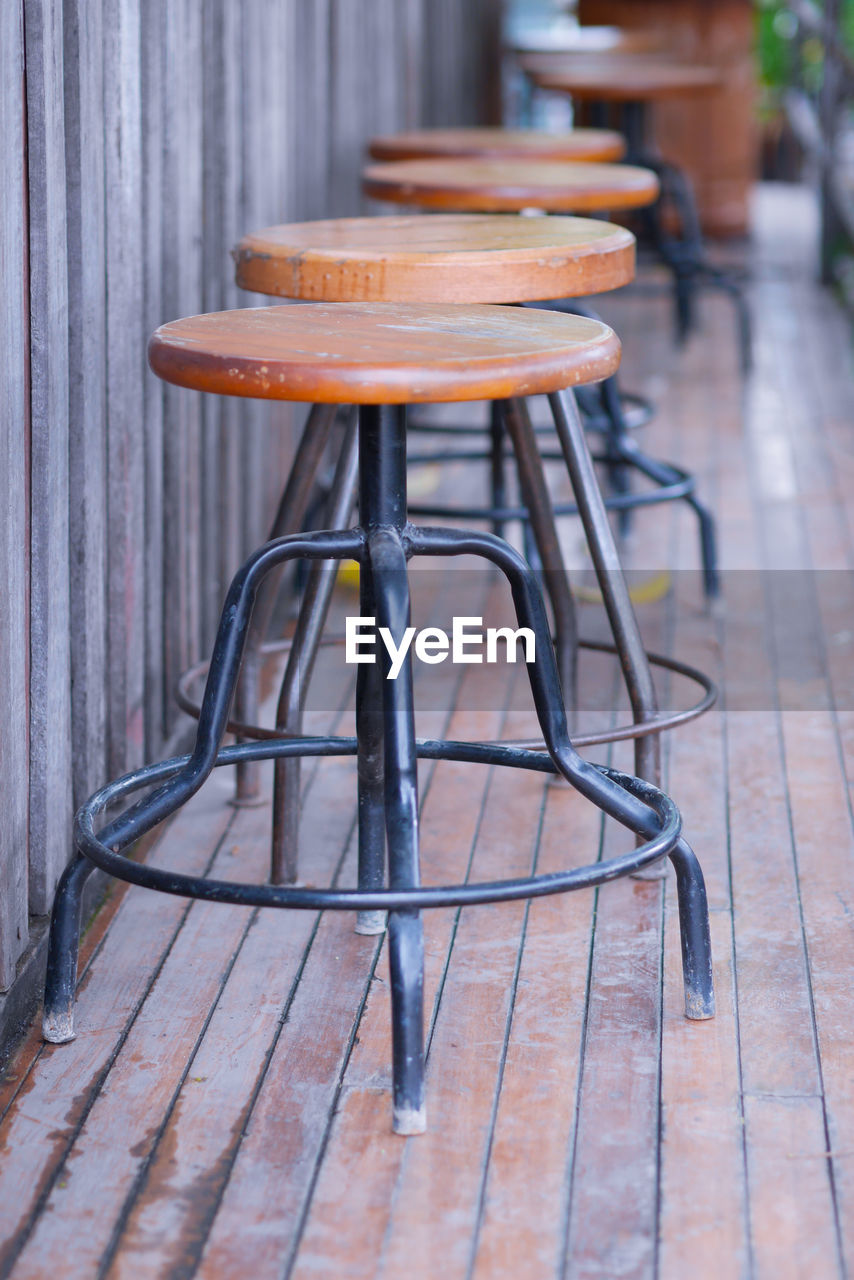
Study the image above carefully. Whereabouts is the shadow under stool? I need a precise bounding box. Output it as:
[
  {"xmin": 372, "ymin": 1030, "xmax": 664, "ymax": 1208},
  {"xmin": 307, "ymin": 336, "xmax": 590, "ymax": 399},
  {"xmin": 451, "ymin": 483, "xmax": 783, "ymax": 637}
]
[{"xmin": 42, "ymin": 301, "xmax": 715, "ymax": 1135}]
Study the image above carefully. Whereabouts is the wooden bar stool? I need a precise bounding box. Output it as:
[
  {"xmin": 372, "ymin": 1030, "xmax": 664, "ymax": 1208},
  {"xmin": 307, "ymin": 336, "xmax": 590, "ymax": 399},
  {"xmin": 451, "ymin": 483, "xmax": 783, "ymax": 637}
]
[
  {"xmin": 44, "ymin": 301, "xmax": 715, "ymax": 1135},
  {"xmin": 368, "ymin": 125, "xmax": 626, "ymax": 164},
  {"xmin": 525, "ymin": 54, "xmax": 752, "ymax": 362},
  {"xmin": 361, "ymin": 157, "xmax": 659, "ymax": 213},
  {"xmin": 360, "ymin": 159, "xmax": 719, "ymax": 586},
  {"xmin": 225, "ymin": 214, "xmax": 715, "ymax": 888}
]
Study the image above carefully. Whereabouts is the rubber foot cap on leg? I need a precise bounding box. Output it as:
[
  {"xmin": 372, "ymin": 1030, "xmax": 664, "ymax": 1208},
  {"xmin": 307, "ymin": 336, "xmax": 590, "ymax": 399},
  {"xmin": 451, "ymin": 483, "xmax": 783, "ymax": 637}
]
[
  {"xmin": 394, "ymin": 1104, "xmax": 427, "ymax": 1136},
  {"xmin": 355, "ymin": 910, "xmax": 387, "ymax": 936},
  {"xmin": 42, "ymin": 1011, "xmax": 75, "ymax": 1044}
]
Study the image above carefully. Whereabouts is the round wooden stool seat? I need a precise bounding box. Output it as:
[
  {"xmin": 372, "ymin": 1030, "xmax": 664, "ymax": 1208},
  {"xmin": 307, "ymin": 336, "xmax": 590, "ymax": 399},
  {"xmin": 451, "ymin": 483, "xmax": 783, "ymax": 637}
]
[
  {"xmin": 148, "ymin": 303, "xmax": 620, "ymax": 405},
  {"xmin": 368, "ymin": 126, "xmax": 625, "ymax": 164},
  {"xmin": 528, "ymin": 56, "xmax": 720, "ymax": 102},
  {"xmin": 362, "ymin": 158, "xmax": 659, "ymax": 213},
  {"xmin": 234, "ymin": 214, "xmax": 635, "ymax": 304}
]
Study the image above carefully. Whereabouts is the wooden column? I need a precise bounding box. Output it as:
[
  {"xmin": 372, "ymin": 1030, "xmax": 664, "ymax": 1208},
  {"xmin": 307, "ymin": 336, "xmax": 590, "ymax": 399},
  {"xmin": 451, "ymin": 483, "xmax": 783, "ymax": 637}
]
[
  {"xmin": 0, "ymin": 2, "xmax": 30, "ymax": 989},
  {"xmin": 25, "ymin": 0, "xmax": 73, "ymax": 918}
]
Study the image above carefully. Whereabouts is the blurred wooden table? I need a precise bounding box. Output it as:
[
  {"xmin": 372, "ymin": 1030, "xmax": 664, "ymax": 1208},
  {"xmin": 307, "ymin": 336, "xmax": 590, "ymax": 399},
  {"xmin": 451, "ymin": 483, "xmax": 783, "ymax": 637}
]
[{"xmin": 576, "ymin": 0, "xmax": 757, "ymax": 236}]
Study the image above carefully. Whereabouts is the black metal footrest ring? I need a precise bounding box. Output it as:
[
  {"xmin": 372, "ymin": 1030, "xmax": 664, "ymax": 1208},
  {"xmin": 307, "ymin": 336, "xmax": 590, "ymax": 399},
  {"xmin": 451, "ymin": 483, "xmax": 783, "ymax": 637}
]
[
  {"xmin": 176, "ymin": 636, "xmax": 717, "ymax": 751},
  {"xmin": 75, "ymin": 738, "xmax": 681, "ymax": 911}
]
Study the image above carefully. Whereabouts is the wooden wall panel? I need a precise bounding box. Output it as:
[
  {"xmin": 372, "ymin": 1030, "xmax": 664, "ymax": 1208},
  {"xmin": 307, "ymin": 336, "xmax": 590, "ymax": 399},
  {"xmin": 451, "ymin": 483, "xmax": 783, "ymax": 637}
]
[
  {"xmin": 104, "ymin": 0, "xmax": 146, "ymax": 779},
  {"xmin": 140, "ymin": 0, "xmax": 167, "ymax": 748},
  {"xmin": 293, "ymin": 0, "xmax": 333, "ymax": 221},
  {"xmin": 160, "ymin": 0, "xmax": 203, "ymax": 736},
  {"xmin": 0, "ymin": 3, "xmax": 30, "ymax": 989},
  {"xmin": 0, "ymin": 0, "xmax": 497, "ymax": 1004},
  {"xmin": 25, "ymin": 0, "xmax": 73, "ymax": 917},
  {"xmin": 64, "ymin": 0, "xmax": 108, "ymax": 810},
  {"xmin": 207, "ymin": 0, "xmax": 248, "ymax": 618}
]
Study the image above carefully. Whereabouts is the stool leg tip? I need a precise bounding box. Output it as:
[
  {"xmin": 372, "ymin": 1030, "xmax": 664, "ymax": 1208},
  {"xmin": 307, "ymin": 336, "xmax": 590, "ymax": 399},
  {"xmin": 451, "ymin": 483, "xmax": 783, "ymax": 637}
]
[
  {"xmin": 42, "ymin": 1011, "xmax": 75, "ymax": 1044},
  {"xmin": 685, "ymin": 991, "xmax": 716, "ymax": 1020},
  {"xmin": 355, "ymin": 910, "xmax": 387, "ymax": 936},
  {"xmin": 394, "ymin": 1105, "xmax": 427, "ymax": 1136}
]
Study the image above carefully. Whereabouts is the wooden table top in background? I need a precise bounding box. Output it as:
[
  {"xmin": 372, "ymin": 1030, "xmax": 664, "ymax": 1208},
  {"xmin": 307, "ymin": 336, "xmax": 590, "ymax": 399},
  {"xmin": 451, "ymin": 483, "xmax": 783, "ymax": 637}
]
[
  {"xmin": 528, "ymin": 55, "xmax": 720, "ymax": 102},
  {"xmin": 505, "ymin": 20, "xmax": 662, "ymax": 55}
]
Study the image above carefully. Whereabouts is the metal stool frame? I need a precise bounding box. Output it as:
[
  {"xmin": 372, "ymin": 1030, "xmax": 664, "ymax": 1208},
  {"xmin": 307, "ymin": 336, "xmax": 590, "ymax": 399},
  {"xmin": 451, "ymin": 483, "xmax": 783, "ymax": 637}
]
[
  {"xmin": 44, "ymin": 393, "xmax": 715, "ymax": 1135},
  {"xmin": 182, "ymin": 392, "xmax": 716, "ymax": 888}
]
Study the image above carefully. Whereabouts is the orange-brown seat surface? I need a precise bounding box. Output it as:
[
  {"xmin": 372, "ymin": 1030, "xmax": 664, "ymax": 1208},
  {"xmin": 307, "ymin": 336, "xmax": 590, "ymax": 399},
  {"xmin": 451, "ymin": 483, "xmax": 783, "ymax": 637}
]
[
  {"xmin": 362, "ymin": 158, "xmax": 659, "ymax": 213},
  {"xmin": 149, "ymin": 302, "xmax": 621, "ymax": 405},
  {"xmin": 235, "ymin": 214, "xmax": 635, "ymax": 303}
]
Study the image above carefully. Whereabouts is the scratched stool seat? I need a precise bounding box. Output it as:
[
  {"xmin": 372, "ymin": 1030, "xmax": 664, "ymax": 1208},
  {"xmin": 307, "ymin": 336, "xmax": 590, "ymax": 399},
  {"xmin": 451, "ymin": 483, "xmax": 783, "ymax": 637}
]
[
  {"xmin": 234, "ymin": 211, "xmax": 635, "ymax": 302},
  {"xmin": 44, "ymin": 301, "xmax": 715, "ymax": 1136},
  {"xmin": 367, "ymin": 125, "xmax": 626, "ymax": 163},
  {"xmin": 223, "ymin": 215, "xmax": 716, "ymax": 889}
]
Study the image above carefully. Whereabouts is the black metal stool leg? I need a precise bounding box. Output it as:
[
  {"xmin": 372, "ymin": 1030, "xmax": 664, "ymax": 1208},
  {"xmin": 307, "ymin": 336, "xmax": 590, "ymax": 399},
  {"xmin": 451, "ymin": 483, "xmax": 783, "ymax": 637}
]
[
  {"xmin": 359, "ymin": 404, "xmax": 426, "ymax": 1130},
  {"xmin": 371, "ymin": 525, "xmax": 425, "ymax": 1132},
  {"xmin": 270, "ymin": 413, "xmax": 359, "ymax": 886},
  {"xmin": 42, "ymin": 853, "xmax": 97, "ymax": 1042},
  {"xmin": 234, "ymin": 403, "xmax": 337, "ymax": 803},
  {"xmin": 548, "ymin": 388, "xmax": 661, "ymax": 790},
  {"xmin": 600, "ymin": 383, "xmax": 634, "ymax": 538},
  {"xmin": 489, "ymin": 400, "xmax": 507, "ymax": 540},
  {"xmin": 550, "ymin": 302, "xmax": 635, "ymax": 534},
  {"xmin": 355, "ymin": 562, "xmax": 388, "ymax": 937},
  {"xmin": 500, "ymin": 397, "xmax": 578, "ymax": 711}
]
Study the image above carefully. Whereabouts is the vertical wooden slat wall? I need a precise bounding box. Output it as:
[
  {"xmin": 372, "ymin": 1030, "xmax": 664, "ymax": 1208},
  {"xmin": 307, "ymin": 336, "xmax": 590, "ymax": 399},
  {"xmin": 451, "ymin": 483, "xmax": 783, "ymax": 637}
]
[
  {"xmin": 25, "ymin": 0, "xmax": 73, "ymax": 920},
  {"xmin": 0, "ymin": 3, "xmax": 31, "ymax": 991},
  {"xmin": 0, "ymin": 0, "xmax": 499, "ymax": 1000}
]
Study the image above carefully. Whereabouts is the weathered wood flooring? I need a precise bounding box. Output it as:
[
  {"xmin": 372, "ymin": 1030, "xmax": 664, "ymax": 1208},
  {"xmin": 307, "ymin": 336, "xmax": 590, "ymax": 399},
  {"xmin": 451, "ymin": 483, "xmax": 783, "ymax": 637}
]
[{"xmin": 3, "ymin": 184, "xmax": 854, "ymax": 1278}]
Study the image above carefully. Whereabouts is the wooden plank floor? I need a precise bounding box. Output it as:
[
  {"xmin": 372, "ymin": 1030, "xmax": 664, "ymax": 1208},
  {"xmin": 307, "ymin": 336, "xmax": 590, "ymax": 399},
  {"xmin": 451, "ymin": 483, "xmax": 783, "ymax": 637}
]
[{"xmin": 3, "ymin": 183, "xmax": 854, "ymax": 1279}]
